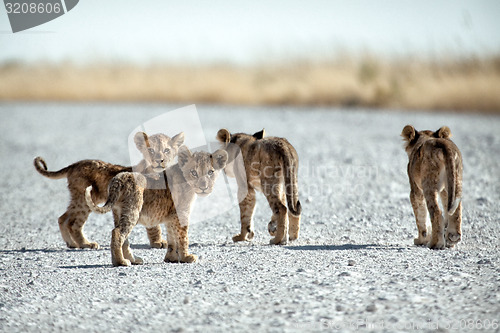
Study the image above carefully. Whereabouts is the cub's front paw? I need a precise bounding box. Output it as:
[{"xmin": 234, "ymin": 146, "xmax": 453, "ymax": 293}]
[
  {"xmin": 150, "ymin": 240, "xmax": 168, "ymax": 249},
  {"xmin": 428, "ymin": 239, "xmax": 445, "ymax": 250},
  {"xmin": 270, "ymin": 237, "xmax": 287, "ymax": 245},
  {"xmin": 180, "ymin": 254, "xmax": 198, "ymax": 263},
  {"xmin": 113, "ymin": 259, "xmax": 131, "ymax": 267},
  {"xmin": 131, "ymin": 256, "xmax": 144, "ymax": 265},
  {"xmin": 232, "ymin": 234, "xmax": 246, "ymax": 242},
  {"xmin": 164, "ymin": 252, "xmax": 179, "ymax": 263},
  {"xmin": 80, "ymin": 242, "xmax": 100, "ymax": 250},
  {"xmin": 413, "ymin": 237, "xmax": 428, "ymax": 246}
]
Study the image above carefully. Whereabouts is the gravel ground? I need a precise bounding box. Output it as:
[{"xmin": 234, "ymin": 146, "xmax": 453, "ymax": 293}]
[{"xmin": 0, "ymin": 103, "xmax": 499, "ymax": 333}]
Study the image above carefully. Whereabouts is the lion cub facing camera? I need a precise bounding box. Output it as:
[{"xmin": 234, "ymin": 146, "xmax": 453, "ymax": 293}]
[
  {"xmin": 85, "ymin": 146, "xmax": 228, "ymax": 266},
  {"xmin": 216, "ymin": 128, "xmax": 302, "ymax": 245},
  {"xmin": 401, "ymin": 125, "xmax": 463, "ymax": 249},
  {"xmin": 34, "ymin": 131, "xmax": 184, "ymax": 249}
]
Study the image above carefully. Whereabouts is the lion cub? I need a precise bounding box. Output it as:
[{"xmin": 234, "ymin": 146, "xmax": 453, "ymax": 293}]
[
  {"xmin": 34, "ymin": 131, "xmax": 184, "ymax": 249},
  {"xmin": 85, "ymin": 146, "xmax": 228, "ymax": 266},
  {"xmin": 216, "ymin": 129, "xmax": 302, "ymax": 245},
  {"xmin": 402, "ymin": 125, "xmax": 463, "ymax": 249}
]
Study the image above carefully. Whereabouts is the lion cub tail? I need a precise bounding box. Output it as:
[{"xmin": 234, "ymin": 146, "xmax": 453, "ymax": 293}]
[
  {"xmin": 85, "ymin": 179, "xmax": 121, "ymax": 214},
  {"xmin": 444, "ymin": 147, "xmax": 462, "ymax": 215},
  {"xmin": 283, "ymin": 151, "xmax": 302, "ymax": 217},
  {"xmin": 33, "ymin": 157, "xmax": 70, "ymax": 179}
]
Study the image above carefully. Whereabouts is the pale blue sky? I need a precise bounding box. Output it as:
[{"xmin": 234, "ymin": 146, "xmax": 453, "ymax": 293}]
[{"xmin": 1, "ymin": 0, "xmax": 499, "ymax": 64}]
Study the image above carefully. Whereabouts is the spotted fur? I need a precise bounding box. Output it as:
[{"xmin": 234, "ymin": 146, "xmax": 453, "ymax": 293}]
[
  {"xmin": 34, "ymin": 132, "xmax": 184, "ymax": 249},
  {"xmin": 85, "ymin": 146, "xmax": 228, "ymax": 266}
]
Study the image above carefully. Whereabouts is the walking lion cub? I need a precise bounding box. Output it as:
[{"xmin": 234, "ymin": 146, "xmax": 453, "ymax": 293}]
[
  {"xmin": 34, "ymin": 131, "xmax": 184, "ymax": 249},
  {"xmin": 85, "ymin": 146, "xmax": 228, "ymax": 266},
  {"xmin": 216, "ymin": 128, "xmax": 302, "ymax": 245},
  {"xmin": 401, "ymin": 125, "xmax": 463, "ymax": 249}
]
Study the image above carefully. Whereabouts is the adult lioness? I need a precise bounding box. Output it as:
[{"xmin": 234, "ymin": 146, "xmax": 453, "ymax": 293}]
[
  {"xmin": 85, "ymin": 146, "xmax": 228, "ymax": 266},
  {"xmin": 216, "ymin": 128, "xmax": 302, "ymax": 245},
  {"xmin": 401, "ymin": 125, "xmax": 463, "ymax": 249},
  {"xmin": 34, "ymin": 131, "xmax": 184, "ymax": 249}
]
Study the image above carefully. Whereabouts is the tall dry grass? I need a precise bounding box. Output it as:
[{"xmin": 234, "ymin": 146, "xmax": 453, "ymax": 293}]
[{"xmin": 1, "ymin": 55, "xmax": 499, "ymax": 112}]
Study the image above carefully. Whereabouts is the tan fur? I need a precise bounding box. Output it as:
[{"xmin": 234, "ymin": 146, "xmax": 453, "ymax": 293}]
[
  {"xmin": 85, "ymin": 146, "xmax": 228, "ymax": 266},
  {"xmin": 216, "ymin": 128, "xmax": 302, "ymax": 245},
  {"xmin": 34, "ymin": 132, "xmax": 184, "ymax": 249},
  {"xmin": 402, "ymin": 125, "xmax": 463, "ymax": 249}
]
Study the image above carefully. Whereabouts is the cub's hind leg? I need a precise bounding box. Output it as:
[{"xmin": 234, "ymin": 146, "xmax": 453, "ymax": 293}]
[
  {"xmin": 146, "ymin": 225, "xmax": 168, "ymax": 249},
  {"xmin": 410, "ymin": 189, "xmax": 429, "ymax": 246},
  {"xmin": 58, "ymin": 211, "xmax": 78, "ymax": 248},
  {"xmin": 263, "ymin": 182, "xmax": 288, "ymax": 245},
  {"xmin": 111, "ymin": 210, "xmax": 141, "ymax": 267},
  {"xmin": 233, "ymin": 188, "xmax": 256, "ymax": 242},
  {"xmin": 446, "ymin": 201, "xmax": 462, "ymax": 247},
  {"xmin": 425, "ymin": 189, "xmax": 445, "ymax": 249},
  {"xmin": 64, "ymin": 202, "xmax": 99, "ymax": 249},
  {"xmin": 288, "ymin": 211, "xmax": 301, "ymax": 242}
]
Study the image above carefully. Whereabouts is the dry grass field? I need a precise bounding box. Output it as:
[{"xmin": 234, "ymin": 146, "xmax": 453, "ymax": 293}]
[{"xmin": 1, "ymin": 55, "xmax": 499, "ymax": 112}]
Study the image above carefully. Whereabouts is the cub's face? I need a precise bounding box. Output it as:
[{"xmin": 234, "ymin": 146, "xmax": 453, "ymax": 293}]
[
  {"xmin": 401, "ymin": 125, "xmax": 452, "ymax": 155},
  {"xmin": 135, "ymin": 132, "xmax": 185, "ymax": 172},
  {"xmin": 178, "ymin": 147, "xmax": 228, "ymax": 197}
]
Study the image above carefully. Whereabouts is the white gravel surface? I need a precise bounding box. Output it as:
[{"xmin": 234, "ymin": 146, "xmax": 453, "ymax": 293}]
[{"xmin": 1, "ymin": 103, "xmax": 499, "ymax": 332}]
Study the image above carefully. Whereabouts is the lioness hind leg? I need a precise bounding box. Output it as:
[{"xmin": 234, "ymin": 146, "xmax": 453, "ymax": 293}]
[
  {"xmin": 425, "ymin": 190, "xmax": 445, "ymax": 249},
  {"xmin": 146, "ymin": 225, "xmax": 168, "ymax": 249},
  {"xmin": 446, "ymin": 201, "xmax": 462, "ymax": 247},
  {"xmin": 410, "ymin": 189, "xmax": 429, "ymax": 246},
  {"xmin": 233, "ymin": 188, "xmax": 256, "ymax": 242}
]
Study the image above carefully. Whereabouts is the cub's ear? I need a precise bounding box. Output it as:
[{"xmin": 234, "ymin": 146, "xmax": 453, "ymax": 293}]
[
  {"xmin": 134, "ymin": 132, "xmax": 150, "ymax": 150},
  {"xmin": 401, "ymin": 125, "xmax": 416, "ymax": 143},
  {"xmin": 434, "ymin": 126, "xmax": 452, "ymax": 139},
  {"xmin": 253, "ymin": 129, "xmax": 265, "ymax": 140},
  {"xmin": 211, "ymin": 149, "xmax": 228, "ymax": 170},
  {"xmin": 216, "ymin": 129, "xmax": 231, "ymax": 143},
  {"xmin": 177, "ymin": 146, "xmax": 192, "ymax": 167},
  {"xmin": 171, "ymin": 132, "xmax": 185, "ymax": 148}
]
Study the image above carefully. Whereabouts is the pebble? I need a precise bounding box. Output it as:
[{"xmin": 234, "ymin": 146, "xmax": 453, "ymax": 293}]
[
  {"xmin": 366, "ymin": 304, "xmax": 377, "ymax": 312},
  {"xmin": 348, "ymin": 259, "xmax": 356, "ymax": 266}
]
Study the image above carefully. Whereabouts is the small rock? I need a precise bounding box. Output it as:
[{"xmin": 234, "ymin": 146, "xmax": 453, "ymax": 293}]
[
  {"xmin": 183, "ymin": 297, "xmax": 189, "ymax": 304},
  {"xmin": 118, "ymin": 272, "xmax": 127, "ymax": 277},
  {"xmin": 296, "ymin": 268, "xmax": 305, "ymax": 273},
  {"xmin": 477, "ymin": 259, "xmax": 491, "ymax": 265},
  {"xmin": 335, "ymin": 304, "xmax": 344, "ymax": 311},
  {"xmin": 348, "ymin": 259, "xmax": 356, "ymax": 266},
  {"xmin": 306, "ymin": 196, "xmax": 313, "ymax": 203},
  {"xmin": 338, "ymin": 271, "xmax": 350, "ymax": 277},
  {"xmin": 366, "ymin": 304, "xmax": 377, "ymax": 312},
  {"xmin": 207, "ymin": 269, "xmax": 215, "ymax": 274}
]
